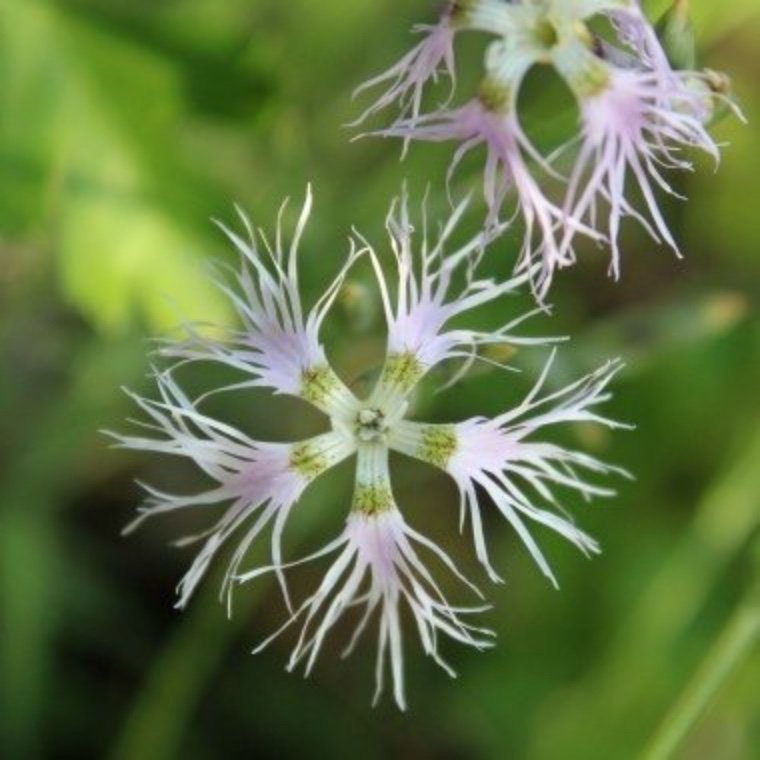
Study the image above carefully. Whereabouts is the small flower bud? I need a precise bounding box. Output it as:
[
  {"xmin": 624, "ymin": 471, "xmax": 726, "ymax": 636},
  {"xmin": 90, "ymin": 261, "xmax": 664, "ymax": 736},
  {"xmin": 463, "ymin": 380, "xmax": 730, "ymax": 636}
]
[{"xmin": 702, "ymin": 68, "xmax": 741, "ymax": 125}]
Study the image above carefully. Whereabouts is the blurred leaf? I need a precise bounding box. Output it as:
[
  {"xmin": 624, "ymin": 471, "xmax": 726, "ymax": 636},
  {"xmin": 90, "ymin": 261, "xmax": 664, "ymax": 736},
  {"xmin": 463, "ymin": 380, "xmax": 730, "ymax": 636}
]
[
  {"xmin": 642, "ymin": 573, "xmax": 760, "ymax": 760},
  {"xmin": 645, "ymin": 0, "xmax": 760, "ymax": 39},
  {"xmin": 0, "ymin": 337, "xmax": 146, "ymax": 756},
  {"xmin": 110, "ymin": 464, "xmax": 356, "ymax": 760},
  {"xmin": 59, "ymin": 193, "xmax": 229, "ymax": 334},
  {"xmin": 110, "ymin": 583, "xmax": 257, "ymax": 760},
  {"xmin": 529, "ymin": 427, "xmax": 760, "ymax": 759},
  {"xmin": 1, "ymin": 0, "xmax": 230, "ymax": 333},
  {"xmin": 0, "ymin": 511, "xmax": 56, "ymax": 758},
  {"xmin": 575, "ymin": 290, "xmax": 751, "ymax": 375}
]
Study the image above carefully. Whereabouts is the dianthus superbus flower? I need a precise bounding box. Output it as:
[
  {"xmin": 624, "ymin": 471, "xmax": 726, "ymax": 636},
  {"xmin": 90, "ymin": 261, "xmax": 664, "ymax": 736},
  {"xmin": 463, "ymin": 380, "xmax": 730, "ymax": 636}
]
[
  {"xmin": 550, "ymin": 22, "xmax": 721, "ymax": 276},
  {"xmin": 356, "ymin": 0, "xmax": 739, "ymax": 290},
  {"xmin": 115, "ymin": 189, "xmax": 626, "ymax": 708}
]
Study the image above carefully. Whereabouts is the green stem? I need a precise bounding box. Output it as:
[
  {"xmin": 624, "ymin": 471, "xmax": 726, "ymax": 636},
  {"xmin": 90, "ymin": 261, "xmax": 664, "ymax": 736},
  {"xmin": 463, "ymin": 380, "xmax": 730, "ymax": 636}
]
[{"xmin": 641, "ymin": 582, "xmax": 760, "ymax": 760}]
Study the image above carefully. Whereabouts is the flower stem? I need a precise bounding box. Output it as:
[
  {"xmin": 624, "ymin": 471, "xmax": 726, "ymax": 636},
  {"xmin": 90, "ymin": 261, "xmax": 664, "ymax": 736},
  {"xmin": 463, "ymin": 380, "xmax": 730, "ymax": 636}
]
[{"xmin": 641, "ymin": 578, "xmax": 760, "ymax": 760}]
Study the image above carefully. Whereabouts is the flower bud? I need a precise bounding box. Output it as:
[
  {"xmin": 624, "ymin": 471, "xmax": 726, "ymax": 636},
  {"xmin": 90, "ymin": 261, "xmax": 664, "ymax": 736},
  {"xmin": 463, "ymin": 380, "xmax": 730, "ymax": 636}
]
[{"xmin": 656, "ymin": 0, "xmax": 696, "ymax": 70}]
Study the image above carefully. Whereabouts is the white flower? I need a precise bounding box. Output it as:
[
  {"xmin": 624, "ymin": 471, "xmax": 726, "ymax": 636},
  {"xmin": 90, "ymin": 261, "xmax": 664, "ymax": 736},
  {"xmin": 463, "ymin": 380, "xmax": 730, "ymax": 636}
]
[
  {"xmin": 118, "ymin": 189, "xmax": 625, "ymax": 707},
  {"xmin": 357, "ymin": 0, "xmax": 738, "ymax": 290}
]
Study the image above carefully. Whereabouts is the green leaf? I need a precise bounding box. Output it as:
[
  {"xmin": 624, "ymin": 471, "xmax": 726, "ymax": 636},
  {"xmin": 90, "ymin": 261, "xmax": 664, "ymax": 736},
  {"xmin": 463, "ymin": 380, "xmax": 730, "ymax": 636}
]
[
  {"xmin": 1, "ymin": 0, "xmax": 230, "ymax": 333},
  {"xmin": 642, "ymin": 578, "xmax": 760, "ymax": 760},
  {"xmin": 58, "ymin": 192, "xmax": 229, "ymax": 334}
]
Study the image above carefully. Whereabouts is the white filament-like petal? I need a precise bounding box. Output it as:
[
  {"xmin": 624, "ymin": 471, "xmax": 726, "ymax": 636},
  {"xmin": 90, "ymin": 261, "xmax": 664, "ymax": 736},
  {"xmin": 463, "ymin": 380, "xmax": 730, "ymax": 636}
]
[
  {"xmin": 351, "ymin": 0, "xmax": 517, "ymax": 133},
  {"xmin": 110, "ymin": 370, "xmax": 355, "ymax": 612},
  {"xmin": 378, "ymin": 100, "xmax": 603, "ymax": 295},
  {"xmin": 363, "ymin": 189, "xmax": 553, "ymax": 412},
  {"xmin": 390, "ymin": 351, "xmax": 629, "ymax": 585},
  {"xmin": 352, "ymin": 15, "xmax": 457, "ymax": 135},
  {"xmin": 246, "ymin": 509, "xmax": 493, "ymax": 710},
  {"xmin": 564, "ymin": 67, "xmax": 720, "ymax": 277},
  {"xmin": 158, "ymin": 186, "xmax": 364, "ymax": 416}
]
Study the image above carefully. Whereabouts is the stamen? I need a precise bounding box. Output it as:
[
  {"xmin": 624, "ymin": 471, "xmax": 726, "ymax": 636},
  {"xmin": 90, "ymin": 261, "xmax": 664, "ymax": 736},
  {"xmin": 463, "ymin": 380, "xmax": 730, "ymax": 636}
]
[
  {"xmin": 368, "ymin": 351, "xmax": 424, "ymax": 415},
  {"xmin": 356, "ymin": 408, "xmax": 388, "ymax": 442},
  {"xmin": 289, "ymin": 432, "xmax": 354, "ymax": 481}
]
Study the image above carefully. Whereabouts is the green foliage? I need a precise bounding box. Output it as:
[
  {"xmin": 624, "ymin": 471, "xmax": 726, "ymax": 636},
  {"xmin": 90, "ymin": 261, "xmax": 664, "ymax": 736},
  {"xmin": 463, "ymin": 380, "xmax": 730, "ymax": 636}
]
[{"xmin": 0, "ymin": 0, "xmax": 230, "ymax": 333}]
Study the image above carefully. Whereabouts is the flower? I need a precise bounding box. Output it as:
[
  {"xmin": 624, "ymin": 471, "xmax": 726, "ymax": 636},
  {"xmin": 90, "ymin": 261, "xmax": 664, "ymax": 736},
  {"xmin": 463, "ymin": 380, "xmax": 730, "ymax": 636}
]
[
  {"xmin": 356, "ymin": 0, "xmax": 737, "ymax": 290},
  {"xmin": 551, "ymin": 29, "xmax": 721, "ymax": 276},
  {"xmin": 116, "ymin": 189, "xmax": 625, "ymax": 707},
  {"xmin": 351, "ymin": 1, "xmax": 515, "ymax": 134}
]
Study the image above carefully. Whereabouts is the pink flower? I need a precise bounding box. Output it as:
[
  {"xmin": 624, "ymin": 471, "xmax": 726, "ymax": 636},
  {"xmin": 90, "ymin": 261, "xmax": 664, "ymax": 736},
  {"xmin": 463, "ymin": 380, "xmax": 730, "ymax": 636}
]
[
  {"xmin": 563, "ymin": 66, "xmax": 720, "ymax": 276},
  {"xmin": 355, "ymin": 0, "xmax": 739, "ymax": 291}
]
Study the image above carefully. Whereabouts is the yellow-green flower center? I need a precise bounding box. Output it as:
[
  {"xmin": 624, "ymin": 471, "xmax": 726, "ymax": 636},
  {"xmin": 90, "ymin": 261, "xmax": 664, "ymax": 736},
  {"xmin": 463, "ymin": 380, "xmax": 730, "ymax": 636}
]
[{"xmin": 534, "ymin": 18, "xmax": 559, "ymax": 50}]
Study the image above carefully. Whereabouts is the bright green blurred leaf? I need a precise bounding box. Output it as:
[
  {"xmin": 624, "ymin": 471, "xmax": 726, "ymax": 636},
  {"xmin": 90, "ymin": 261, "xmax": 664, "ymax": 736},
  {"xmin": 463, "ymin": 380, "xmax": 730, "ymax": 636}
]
[
  {"xmin": 59, "ymin": 194, "xmax": 228, "ymax": 333},
  {"xmin": 1, "ymin": 0, "xmax": 229, "ymax": 333}
]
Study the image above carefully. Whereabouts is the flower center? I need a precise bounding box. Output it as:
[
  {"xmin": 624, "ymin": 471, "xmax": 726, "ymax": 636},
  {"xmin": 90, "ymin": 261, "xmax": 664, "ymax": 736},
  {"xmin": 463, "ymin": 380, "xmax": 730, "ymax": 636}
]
[
  {"xmin": 356, "ymin": 408, "xmax": 387, "ymax": 442},
  {"xmin": 534, "ymin": 18, "xmax": 559, "ymax": 50}
]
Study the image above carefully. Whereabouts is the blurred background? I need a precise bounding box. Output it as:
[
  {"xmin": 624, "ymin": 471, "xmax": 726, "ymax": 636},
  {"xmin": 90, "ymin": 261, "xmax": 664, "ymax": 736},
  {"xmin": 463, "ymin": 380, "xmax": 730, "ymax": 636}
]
[{"xmin": 1, "ymin": 1, "xmax": 758, "ymax": 758}]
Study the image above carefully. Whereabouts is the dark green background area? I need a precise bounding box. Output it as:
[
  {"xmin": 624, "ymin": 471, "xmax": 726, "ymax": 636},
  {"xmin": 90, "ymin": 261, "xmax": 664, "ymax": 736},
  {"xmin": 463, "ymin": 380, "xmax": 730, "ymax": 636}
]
[{"xmin": 0, "ymin": 1, "xmax": 758, "ymax": 758}]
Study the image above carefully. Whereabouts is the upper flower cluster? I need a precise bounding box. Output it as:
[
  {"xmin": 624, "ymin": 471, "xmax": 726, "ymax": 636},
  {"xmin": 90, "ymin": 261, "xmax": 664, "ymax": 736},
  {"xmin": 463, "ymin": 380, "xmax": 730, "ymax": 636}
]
[
  {"xmin": 355, "ymin": 0, "xmax": 740, "ymax": 295},
  {"xmin": 114, "ymin": 189, "xmax": 627, "ymax": 708}
]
